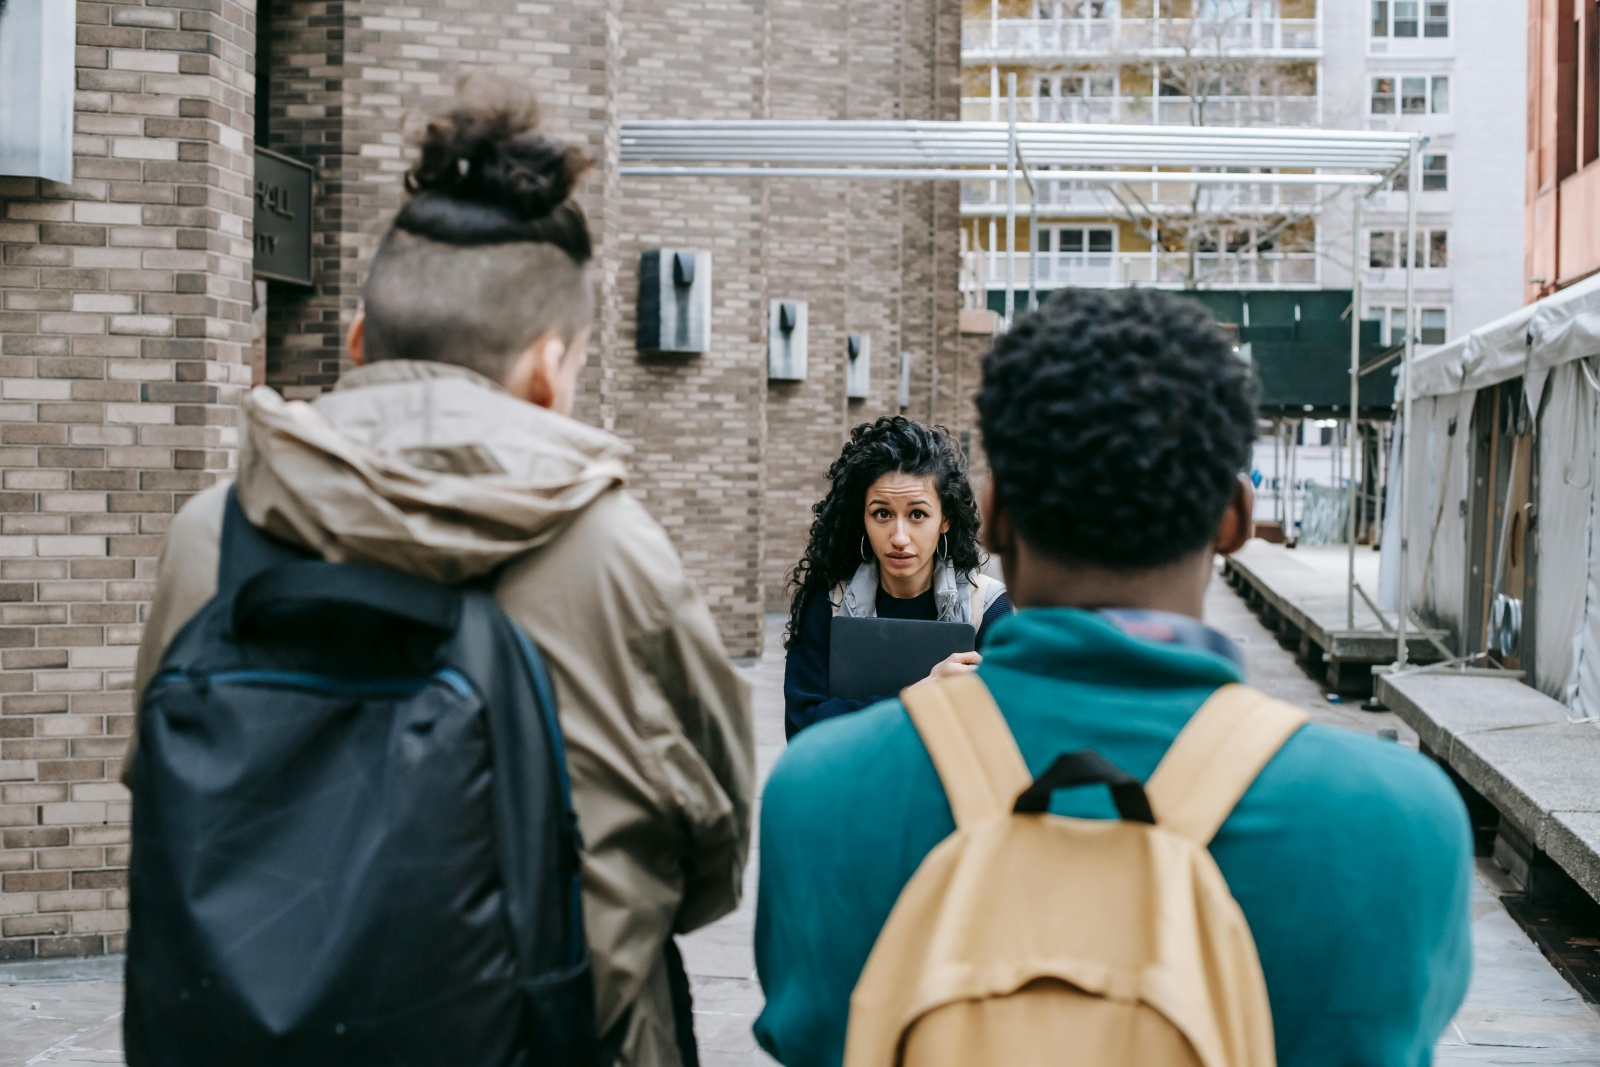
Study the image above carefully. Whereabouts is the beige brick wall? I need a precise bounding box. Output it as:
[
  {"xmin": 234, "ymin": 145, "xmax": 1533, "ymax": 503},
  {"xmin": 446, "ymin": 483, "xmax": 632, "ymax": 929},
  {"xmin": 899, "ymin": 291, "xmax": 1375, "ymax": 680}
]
[
  {"xmin": 0, "ymin": 0, "xmax": 960, "ymax": 958},
  {"xmin": 0, "ymin": 0, "xmax": 255, "ymax": 961}
]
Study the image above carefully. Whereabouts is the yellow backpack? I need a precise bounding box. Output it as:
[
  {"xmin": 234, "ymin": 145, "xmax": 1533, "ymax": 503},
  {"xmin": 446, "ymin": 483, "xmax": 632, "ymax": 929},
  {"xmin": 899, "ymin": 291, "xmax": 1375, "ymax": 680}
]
[{"xmin": 843, "ymin": 675, "xmax": 1308, "ymax": 1067}]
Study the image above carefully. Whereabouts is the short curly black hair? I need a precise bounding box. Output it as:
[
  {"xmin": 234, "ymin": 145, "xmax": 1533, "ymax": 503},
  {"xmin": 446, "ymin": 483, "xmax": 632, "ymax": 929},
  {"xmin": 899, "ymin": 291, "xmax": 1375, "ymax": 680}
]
[
  {"xmin": 786, "ymin": 417, "xmax": 982, "ymax": 647},
  {"xmin": 977, "ymin": 288, "xmax": 1256, "ymax": 569}
]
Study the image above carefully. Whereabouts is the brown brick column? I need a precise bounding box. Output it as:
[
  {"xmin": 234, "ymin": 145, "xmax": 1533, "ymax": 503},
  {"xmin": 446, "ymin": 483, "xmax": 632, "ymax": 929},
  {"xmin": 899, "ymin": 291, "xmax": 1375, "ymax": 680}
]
[
  {"xmin": 262, "ymin": 0, "xmax": 621, "ymax": 398},
  {"xmin": 0, "ymin": 0, "xmax": 255, "ymax": 961}
]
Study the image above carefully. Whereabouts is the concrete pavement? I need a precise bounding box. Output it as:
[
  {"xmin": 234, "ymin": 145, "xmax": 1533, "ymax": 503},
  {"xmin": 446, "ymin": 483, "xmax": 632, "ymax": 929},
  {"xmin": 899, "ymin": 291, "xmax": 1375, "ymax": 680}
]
[{"xmin": 6, "ymin": 573, "xmax": 1599, "ymax": 1065}]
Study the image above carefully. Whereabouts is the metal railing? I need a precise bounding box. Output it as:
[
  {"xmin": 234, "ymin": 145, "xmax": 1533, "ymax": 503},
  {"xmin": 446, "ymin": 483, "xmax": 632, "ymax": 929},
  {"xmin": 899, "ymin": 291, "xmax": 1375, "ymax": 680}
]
[
  {"xmin": 959, "ymin": 95, "xmax": 1318, "ymax": 128},
  {"xmin": 962, "ymin": 250, "xmax": 1321, "ymax": 291},
  {"xmin": 962, "ymin": 17, "xmax": 1320, "ymax": 57}
]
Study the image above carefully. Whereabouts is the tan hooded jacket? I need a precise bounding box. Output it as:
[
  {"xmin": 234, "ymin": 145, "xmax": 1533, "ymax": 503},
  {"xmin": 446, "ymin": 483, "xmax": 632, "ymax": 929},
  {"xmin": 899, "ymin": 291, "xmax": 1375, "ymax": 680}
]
[{"xmin": 129, "ymin": 360, "xmax": 755, "ymax": 1067}]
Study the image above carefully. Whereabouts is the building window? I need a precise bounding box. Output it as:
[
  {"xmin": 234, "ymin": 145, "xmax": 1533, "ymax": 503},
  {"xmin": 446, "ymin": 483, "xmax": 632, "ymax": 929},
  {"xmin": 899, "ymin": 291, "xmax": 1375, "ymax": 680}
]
[
  {"xmin": 1373, "ymin": 0, "xmax": 1447, "ymax": 38},
  {"xmin": 1425, "ymin": 1, "xmax": 1450, "ymax": 37},
  {"xmin": 1370, "ymin": 306, "xmax": 1450, "ymax": 345},
  {"xmin": 1420, "ymin": 308, "xmax": 1449, "ymax": 343},
  {"xmin": 1368, "ymin": 229, "xmax": 1448, "ymax": 269},
  {"xmin": 1035, "ymin": 74, "xmax": 1118, "ymax": 121},
  {"xmin": 1042, "ymin": 227, "xmax": 1116, "ymax": 257},
  {"xmin": 1424, "ymin": 152, "xmax": 1448, "ymax": 190},
  {"xmin": 1047, "ymin": 0, "xmax": 1117, "ymax": 16},
  {"xmin": 1388, "ymin": 153, "xmax": 1449, "ymax": 192},
  {"xmin": 1371, "ymin": 74, "xmax": 1449, "ymax": 114}
]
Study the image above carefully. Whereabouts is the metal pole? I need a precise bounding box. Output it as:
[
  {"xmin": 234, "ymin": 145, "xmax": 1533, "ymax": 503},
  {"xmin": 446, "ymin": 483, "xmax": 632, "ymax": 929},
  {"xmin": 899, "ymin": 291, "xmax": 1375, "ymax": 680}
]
[
  {"xmin": 1006, "ymin": 73, "xmax": 1018, "ymax": 326},
  {"xmin": 1030, "ymin": 180, "xmax": 1039, "ymax": 313},
  {"xmin": 1396, "ymin": 134, "xmax": 1420, "ymax": 667},
  {"xmin": 1287, "ymin": 420, "xmax": 1298, "ymax": 544},
  {"xmin": 1348, "ymin": 192, "xmax": 1362, "ymax": 630}
]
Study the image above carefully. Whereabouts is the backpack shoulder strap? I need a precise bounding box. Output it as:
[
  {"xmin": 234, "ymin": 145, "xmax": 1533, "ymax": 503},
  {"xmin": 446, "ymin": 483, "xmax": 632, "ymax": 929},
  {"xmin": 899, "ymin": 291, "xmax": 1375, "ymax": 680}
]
[
  {"xmin": 1145, "ymin": 683, "xmax": 1309, "ymax": 846},
  {"xmin": 901, "ymin": 674, "xmax": 1031, "ymax": 830},
  {"xmin": 218, "ymin": 485, "xmax": 308, "ymax": 598}
]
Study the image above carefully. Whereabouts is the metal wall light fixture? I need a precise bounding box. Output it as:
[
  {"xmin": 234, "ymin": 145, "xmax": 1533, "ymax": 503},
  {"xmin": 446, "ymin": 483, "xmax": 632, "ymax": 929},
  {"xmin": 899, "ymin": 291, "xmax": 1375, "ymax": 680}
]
[
  {"xmin": 846, "ymin": 334, "xmax": 871, "ymax": 399},
  {"xmin": 768, "ymin": 300, "xmax": 808, "ymax": 381},
  {"xmin": 638, "ymin": 249, "xmax": 712, "ymax": 354}
]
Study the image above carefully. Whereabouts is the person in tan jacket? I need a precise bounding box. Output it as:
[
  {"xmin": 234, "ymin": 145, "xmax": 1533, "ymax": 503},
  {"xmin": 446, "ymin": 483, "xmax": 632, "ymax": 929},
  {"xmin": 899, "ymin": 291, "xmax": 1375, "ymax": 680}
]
[{"xmin": 128, "ymin": 84, "xmax": 754, "ymax": 1066}]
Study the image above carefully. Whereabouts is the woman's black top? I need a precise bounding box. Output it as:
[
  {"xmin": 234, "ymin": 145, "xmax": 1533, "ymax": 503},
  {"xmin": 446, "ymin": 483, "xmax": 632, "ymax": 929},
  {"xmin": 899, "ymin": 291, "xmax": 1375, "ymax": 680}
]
[{"xmin": 782, "ymin": 584, "xmax": 1014, "ymax": 740}]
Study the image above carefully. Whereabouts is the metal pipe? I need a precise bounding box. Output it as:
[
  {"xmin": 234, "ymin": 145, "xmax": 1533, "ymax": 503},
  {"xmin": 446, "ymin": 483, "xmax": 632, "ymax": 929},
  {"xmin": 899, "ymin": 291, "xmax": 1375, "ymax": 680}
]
[
  {"xmin": 1348, "ymin": 193, "xmax": 1362, "ymax": 630},
  {"xmin": 1396, "ymin": 135, "xmax": 1420, "ymax": 667},
  {"xmin": 622, "ymin": 166, "xmax": 1385, "ymax": 185},
  {"xmin": 1006, "ymin": 73, "xmax": 1018, "ymax": 326}
]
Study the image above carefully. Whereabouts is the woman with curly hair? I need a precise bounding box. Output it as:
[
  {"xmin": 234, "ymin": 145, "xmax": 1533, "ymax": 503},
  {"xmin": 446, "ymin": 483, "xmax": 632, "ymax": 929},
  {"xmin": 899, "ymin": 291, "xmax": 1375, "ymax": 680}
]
[{"xmin": 783, "ymin": 416, "xmax": 1012, "ymax": 738}]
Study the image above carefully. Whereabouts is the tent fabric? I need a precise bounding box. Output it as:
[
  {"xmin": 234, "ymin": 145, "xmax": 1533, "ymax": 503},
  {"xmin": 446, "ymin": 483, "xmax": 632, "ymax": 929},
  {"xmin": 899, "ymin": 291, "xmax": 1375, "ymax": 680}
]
[
  {"xmin": 1396, "ymin": 394, "xmax": 1472, "ymax": 646},
  {"xmin": 1407, "ymin": 336, "xmax": 1468, "ymax": 401},
  {"xmin": 1408, "ymin": 302, "xmax": 1537, "ymax": 402},
  {"xmin": 1534, "ymin": 362, "xmax": 1600, "ymax": 705},
  {"xmin": 1531, "ymin": 272, "xmax": 1600, "ymax": 376},
  {"xmin": 1397, "ymin": 277, "xmax": 1600, "ymax": 719},
  {"xmin": 1377, "ymin": 422, "xmax": 1402, "ymax": 613}
]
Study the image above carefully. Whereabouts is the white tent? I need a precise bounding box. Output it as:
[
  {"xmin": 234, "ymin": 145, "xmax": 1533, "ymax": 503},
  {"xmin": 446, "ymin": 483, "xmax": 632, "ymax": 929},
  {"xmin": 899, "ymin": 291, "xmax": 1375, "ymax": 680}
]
[{"xmin": 1397, "ymin": 274, "xmax": 1600, "ymax": 715}]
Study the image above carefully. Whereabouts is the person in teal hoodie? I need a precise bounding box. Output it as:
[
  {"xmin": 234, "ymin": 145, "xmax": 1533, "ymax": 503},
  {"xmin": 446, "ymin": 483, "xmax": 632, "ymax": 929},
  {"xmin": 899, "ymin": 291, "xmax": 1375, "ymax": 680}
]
[{"xmin": 753, "ymin": 287, "xmax": 1473, "ymax": 1067}]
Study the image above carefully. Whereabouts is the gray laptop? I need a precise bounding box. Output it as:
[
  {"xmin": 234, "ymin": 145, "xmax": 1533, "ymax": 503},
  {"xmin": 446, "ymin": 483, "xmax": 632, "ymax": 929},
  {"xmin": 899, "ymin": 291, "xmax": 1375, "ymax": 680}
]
[{"xmin": 828, "ymin": 616, "xmax": 976, "ymax": 704}]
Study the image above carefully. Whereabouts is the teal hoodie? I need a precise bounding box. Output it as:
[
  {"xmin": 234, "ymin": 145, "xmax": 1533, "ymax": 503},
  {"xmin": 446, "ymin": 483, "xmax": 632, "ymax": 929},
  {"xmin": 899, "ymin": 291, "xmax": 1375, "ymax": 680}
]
[{"xmin": 754, "ymin": 609, "xmax": 1473, "ymax": 1067}]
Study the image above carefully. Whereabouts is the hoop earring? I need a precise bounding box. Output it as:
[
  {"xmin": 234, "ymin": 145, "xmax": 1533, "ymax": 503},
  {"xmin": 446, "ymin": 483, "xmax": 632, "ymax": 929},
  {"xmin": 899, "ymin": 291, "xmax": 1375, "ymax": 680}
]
[
  {"xmin": 861, "ymin": 535, "xmax": 870, "ymax": 563},
  {"xmin": 939, "ymin": 533, "xmax": 949, "ymax": 561}
]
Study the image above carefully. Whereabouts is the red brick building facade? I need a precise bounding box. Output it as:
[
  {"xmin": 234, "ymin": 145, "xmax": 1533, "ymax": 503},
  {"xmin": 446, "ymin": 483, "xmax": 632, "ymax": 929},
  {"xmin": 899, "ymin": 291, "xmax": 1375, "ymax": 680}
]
[
  {"xmin": 0, "ymin": 0, "xmax": 966, "ymax": 961},
  {"xmin": 1529, "ymin": 0, "xmax": 1600, "ymax": 298}
]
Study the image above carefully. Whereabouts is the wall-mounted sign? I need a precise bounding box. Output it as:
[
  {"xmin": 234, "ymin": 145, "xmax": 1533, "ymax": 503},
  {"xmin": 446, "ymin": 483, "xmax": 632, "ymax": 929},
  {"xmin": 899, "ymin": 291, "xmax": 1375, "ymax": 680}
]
[
  {"xmin": 0, "ymin": 0, "xmax": 76, "ymax": 183},
  {"xmin": 253, "ymin": 149, "xmax": 314, "ymax": 287}
]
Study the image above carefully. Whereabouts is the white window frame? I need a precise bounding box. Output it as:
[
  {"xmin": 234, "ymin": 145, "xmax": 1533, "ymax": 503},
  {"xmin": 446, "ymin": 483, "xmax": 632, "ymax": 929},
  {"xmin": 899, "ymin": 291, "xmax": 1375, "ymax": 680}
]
[
  {"xmin": 1047, "ymin": 0, "xmax": 1118, "ymax": 17},
  {"xmin": 1371, "ymin": 0, "xmax": 1449, "ymax": 38},
  {"xmin": 1369, "ymin": 304, "xmax": 1450, "ymax": 345},
  {"xmin": 1370, "ymin": 74, "xmax": 1450, "ymax": 116},
  {"xmin": 1387, "ymin": 152, "xmax": 1449, "ymax": 192},
  {"xmin": 1040, "ymin": 225, "xmax": 1118, "ymax": 258},
  {"xmin": 1033, "ymin": 73, "xmax": 1119, "ymax": 121},
  {"xmin": 1367, "ymin": 228, "xmax": 1449, "ymax": 270}
]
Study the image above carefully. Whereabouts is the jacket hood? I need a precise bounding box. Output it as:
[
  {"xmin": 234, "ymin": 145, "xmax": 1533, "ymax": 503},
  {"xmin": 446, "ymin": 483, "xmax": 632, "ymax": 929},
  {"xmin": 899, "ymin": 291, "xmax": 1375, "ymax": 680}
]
[{"xmin": 236, "ymin": 360, "xmax": 630, "ymax": 583}]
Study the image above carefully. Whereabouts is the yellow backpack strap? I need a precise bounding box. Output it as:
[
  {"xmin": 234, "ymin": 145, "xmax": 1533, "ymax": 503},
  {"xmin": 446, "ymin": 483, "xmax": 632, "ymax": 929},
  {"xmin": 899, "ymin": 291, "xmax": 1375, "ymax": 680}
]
[
  {"xmin": 1145, "ymin": 683, "xmax": 1309, "ymax": 846},
  {"xmin": 901, "ymin": 674, "xmax": 1031, "ymax": 830}
]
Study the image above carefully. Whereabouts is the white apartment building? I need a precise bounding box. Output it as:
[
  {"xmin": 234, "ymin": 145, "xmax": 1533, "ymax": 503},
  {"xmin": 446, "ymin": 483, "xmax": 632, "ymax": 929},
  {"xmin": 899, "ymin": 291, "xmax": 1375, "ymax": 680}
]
[
  {"xmin": 1324, "ymin": 1, "xmax": 1525, "ymax": 350},
  {"xmin": 960, "ymin": 0, "xmax": 1526, "ymax": 350}
]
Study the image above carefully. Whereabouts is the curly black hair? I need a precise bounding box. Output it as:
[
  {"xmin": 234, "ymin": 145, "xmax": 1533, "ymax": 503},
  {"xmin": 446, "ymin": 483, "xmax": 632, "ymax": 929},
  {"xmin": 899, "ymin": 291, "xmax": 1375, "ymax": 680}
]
[
  {"xmin": 976, "ymin": 288, "xmax": 1257, "ymax": 569},
  {"xmin": 785, "ymin": 417, "xmax": 983, "ymax": 647}
]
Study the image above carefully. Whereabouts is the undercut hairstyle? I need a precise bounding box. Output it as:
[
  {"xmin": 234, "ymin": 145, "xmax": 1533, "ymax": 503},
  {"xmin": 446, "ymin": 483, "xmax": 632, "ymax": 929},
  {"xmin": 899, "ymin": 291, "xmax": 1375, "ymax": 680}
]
[
  {"xmin": 361, "ymin": 79, "xmax": 594, "ymax": 382},
  {"xmin": 976, "ymin": 287, "xmax": 1257, "ymax": 570},
  {"xmin": 785, "ymin": 417, "xmax": 983, "ymax": 647}
]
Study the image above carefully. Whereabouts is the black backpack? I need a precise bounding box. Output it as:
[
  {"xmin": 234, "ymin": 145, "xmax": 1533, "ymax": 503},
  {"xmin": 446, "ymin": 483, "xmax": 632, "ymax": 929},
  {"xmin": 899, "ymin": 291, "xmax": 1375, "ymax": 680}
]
[{"xmin": 126, "ymin": 489, "xmax": 602, "ymax": 1066}]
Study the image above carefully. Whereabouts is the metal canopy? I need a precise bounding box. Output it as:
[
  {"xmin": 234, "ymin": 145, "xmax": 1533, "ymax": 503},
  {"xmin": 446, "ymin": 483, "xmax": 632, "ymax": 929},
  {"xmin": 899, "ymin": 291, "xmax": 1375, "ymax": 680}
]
[
  {"xmin": 620, "ymin": 120, "xmax": 1415, "ymax": 181},
  {"xmin": 621, "ymin": 113, "xmax": 1425, "ymax": 671}
]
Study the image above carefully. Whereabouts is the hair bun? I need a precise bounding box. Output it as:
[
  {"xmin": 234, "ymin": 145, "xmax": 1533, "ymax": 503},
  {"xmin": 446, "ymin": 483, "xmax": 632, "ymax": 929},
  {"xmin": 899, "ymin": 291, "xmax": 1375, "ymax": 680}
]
[{"xmin": 405, "ymin": 78, "xmax": 591, "ymax": 224}]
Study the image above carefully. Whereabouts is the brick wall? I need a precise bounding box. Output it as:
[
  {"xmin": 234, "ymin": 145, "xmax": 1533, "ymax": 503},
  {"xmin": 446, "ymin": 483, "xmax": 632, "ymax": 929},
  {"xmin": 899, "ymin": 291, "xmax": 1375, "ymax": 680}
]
[
  {"xmin": 0, "ymin": 0, "xmax": 960, "ymax": 957},
  {"xmin": 0, "ymin": 0, "xmax": 255, "ymax": 961}
]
